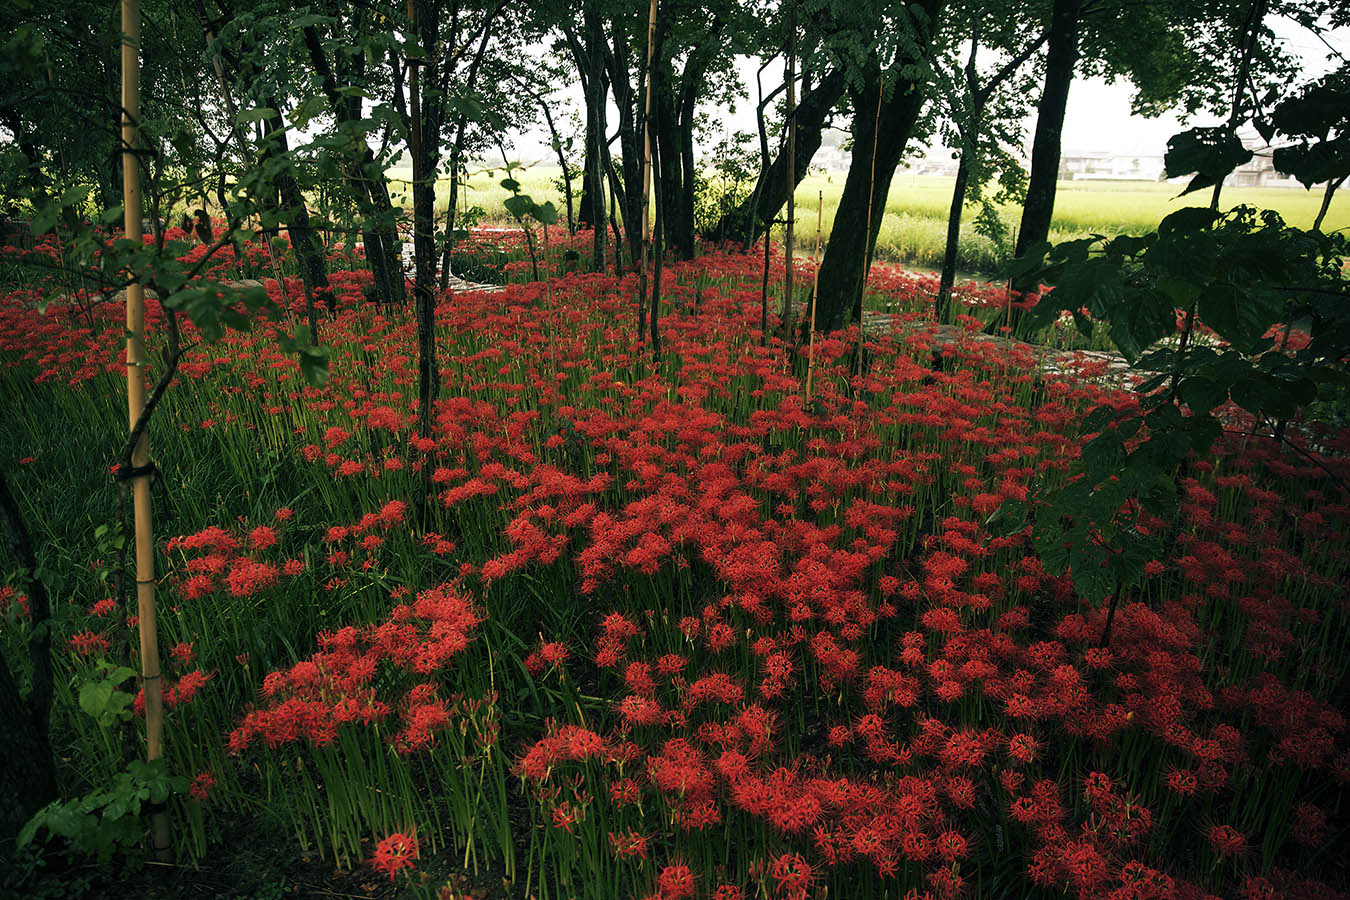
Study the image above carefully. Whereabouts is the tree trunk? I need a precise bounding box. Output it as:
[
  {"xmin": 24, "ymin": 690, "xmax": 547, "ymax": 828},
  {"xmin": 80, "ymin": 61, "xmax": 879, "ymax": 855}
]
[
  {"xmin": 301, "ymin": 21, "xmax": 408, "ymax": 304},
  {"xmin": 676, "ymin": 79, "xmax": 698, "ymax": 260},
  {"xmin": 262, "ymin": 99, "xmax": 336, "ymax": 320},
  {"xmin": 0, "ymin": 472, "xmax": 57, "ymax": 841},
  {"xmin": 984, "ymin": 0, "xmax": 1079, "ymax": 335},
  {"xmin": 0, "ymin": 657, "xmax": 57, "ymax": 841},
  {"xmin": 707, "ymin": 68, "xmax": 846, "ymax": 246},
  {"xmin": 1314, "ymin": 173, "xmax": 1345, "ymax": 232},
  {"xmin": 654, "ymin": 60, "xmax": 684, "ymax": 258},
  {"xmin": 351, "ymin": 154, "xmax": 405, "ymax": 305},
  {"xmin": 1016, "ymin": 0, "xmax": 1080, "ymax": 259},
  {"xmin": 937, "ymin": 27, "xmax": 981, "ymax": 326},
  {"xmin": 780, "ymin": 16, "xmax": 796, "ymax": 339},
  {"xmin": 603, "ymin": 150, "xmax": 626, "ymax": 273},
  {"xmin": 604, "ymin": 30, "xmax": 644, "ymax": 270},
  {"xmin": 408, "ymin": 3, "xmax": 441, "ymax": 441},
  {"xmin": 651, "ymin": 133, "xmax": 663, "ymax": 357},
  {"xmin": 936, "ymin": 154, "xmax": 971, "ymax": 324},
  {"xmin": 587, "ymin": 14, "xmax": 608, "ymax": 269},
  {"xmin": 440, "ymin": 151, "xmax": 459, "ymax": 289},
  {"xmin": 537, "ymin": 99, "xmax": 576, "ymax": 233},
  {"xmin": 813, "ymin": 4, "xmax": 942, "ymax": 333}
]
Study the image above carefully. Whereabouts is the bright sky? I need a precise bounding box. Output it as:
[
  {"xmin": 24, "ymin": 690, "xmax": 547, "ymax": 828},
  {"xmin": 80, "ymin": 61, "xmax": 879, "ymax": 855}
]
[
  {"xmin": 508, "ymin": 15, "xmax": 1346, "ymax": 166},
  {"xmin": 1058, "ymin": 17, "xmax": 1346, "ymax": 156}
]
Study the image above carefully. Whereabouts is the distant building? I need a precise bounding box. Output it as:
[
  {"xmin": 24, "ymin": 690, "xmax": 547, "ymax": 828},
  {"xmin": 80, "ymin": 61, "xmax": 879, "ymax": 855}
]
[
  {"xmin": 1226, "ymin": 155, "xmax": 1298, "ymax": 188},
  {"xmin": 1059, "ymin": 152, "xmax": 1165, "ymax": 181},
  {"xmin": 1058, "ymin": 150, "xmax": 1299, "ymax": 187}
]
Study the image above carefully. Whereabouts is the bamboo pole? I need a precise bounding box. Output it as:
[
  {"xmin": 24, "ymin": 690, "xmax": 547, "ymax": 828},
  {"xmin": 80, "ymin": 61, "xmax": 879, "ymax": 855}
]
[
  {"xmin": 637, "ymin": 0, "xmax": 658, "ymax": 344},
  {"xmin": 122, "ymin": 0, "xmax": 171, "ymax": 860},
  {"xmin": 780, "ymin": 7, "xmax": 796, "ymax": 339},
  {"xmin": 805, "ymin": 190, "xmax": 822, "ymax": 402}
]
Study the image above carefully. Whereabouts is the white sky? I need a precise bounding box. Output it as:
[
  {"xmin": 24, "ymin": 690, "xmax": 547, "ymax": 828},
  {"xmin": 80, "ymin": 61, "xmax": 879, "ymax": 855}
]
[{"xmin": 507, "ymin": 15, "xmax": 1346, "ymax": 165}]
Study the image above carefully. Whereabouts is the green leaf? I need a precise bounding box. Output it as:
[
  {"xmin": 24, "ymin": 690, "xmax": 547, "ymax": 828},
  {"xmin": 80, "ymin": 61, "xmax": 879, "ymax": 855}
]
[
  {"xmin": 290, "ymin": 13, "xmax": 336, "ymax": 28},
  {"xmin": 1164, "ymin": 127, "xmax": 1253, "ymax": 195},
  {"xmin": 1177, "ymin": 376, "xmax": 1227, "ymax": 414},
  {"xmin": 299, "ymin": 347, "xmax": 331, "ymax": 386},
  {"xmin": 999, "ymin": 240, "xmax": 1051, "ymax": 284},
  {"xmin": 79, "ymin": 681, "xmax": 113, "ymax": 719},
  {"xmin": 1231, "ymin": 372, "xmax": 1298, "ymax": 419},
  {"xmin": 1108, "ymin": 289, "xmax": 1172, "ymax": 363},
  {"xmin": 534, "ymin": 201, "xmax": 559, "ymax": 226},
  {"xmin": 237, "ymin": 107, "xmax": 278, "ymax": 125},
  {"xmin": 288, "ymin": 94, "xmax": 327, "ymax": 130},
  {"xmin": 1196, "ymin": 282, "xmax": 1282, "ymax": 352},
  {"xmin": 503, "ymin": 195, "xmax": 534, "ymax": 220},
  {"xmin": 1156, "ymin": 276, "xmax": 1200, "ymax": 307}
]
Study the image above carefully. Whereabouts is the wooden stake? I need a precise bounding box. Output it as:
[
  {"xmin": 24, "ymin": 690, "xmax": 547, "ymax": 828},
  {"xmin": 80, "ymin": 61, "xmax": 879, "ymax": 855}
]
[
  {"xmin": 805, "ymin": 190, "xmax": 822, "ymax": 402},
  {"xmin": 122, "ymin": 0, "xmax": 171, "ymax": 860}
]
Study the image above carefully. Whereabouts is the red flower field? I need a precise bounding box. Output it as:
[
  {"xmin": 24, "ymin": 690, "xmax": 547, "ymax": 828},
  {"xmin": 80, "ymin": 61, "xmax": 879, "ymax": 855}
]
[{"xmin": 1, "ymin": 228, "xmax": 1346, "ymax": 899}]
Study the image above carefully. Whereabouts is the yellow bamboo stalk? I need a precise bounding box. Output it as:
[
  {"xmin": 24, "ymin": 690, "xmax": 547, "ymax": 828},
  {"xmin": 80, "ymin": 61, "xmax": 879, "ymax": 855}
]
[
  {"xmin": 781, "ymin": 8, "xmax": 796, "ymax": 338},
  {"xmin": 805, "ymin": 190, "xmax": 822, "ymax": 402},
  {"xmin": 122, "ymin": 0, "xmax": 171, "ymax": 860}
]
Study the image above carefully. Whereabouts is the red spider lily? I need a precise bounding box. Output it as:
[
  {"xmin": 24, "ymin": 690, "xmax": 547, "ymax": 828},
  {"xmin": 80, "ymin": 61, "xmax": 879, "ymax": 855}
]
[{"xmin": 370, "ymin": 831, "xmax": 418, "ymax": 880}]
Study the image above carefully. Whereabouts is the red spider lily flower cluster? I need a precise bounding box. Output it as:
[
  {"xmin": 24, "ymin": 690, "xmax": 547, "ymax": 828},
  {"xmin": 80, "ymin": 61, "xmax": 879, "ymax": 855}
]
[
  {"xmin": 371, "ymin": 831, "xmax": 418, "ymax": 880},
  {"xmin": 228, "ymin": 582, "xmax": 486, "ymax": 755}
]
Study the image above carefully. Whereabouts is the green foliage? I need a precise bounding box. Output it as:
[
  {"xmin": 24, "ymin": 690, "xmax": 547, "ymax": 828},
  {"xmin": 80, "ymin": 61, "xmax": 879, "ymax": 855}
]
[
  {"xmin": 1000, "ymin": 203, "xmax": 1349, "ymax": 607},
  {"xmin": 501, "ymin": 175, "xmax": 560, "ymax": 228},
  {"xmin": 1263, "ymin": 64, "xmax": 1350, "ymax": 192},
  {"xmin": 277, "ymin": 325, "xmax": 332, "ymax": 386},
  {"xmin": 76, "ymin": 659, "xmax": 138, "ymax": 728},
  {"xmin": 29, "ymin": 184, "xmax": 329, "ymax": 387},
  {"xmin": 1164, "ymin": 127, "xmax": 1253, "ymax": 197},
  {"xmin": 18, "ymin": 759, "xmax": 188, "ymax": 864},
  {"xmin": 694, "ymin": 129, "xmax": 760, "ymax": 238}
]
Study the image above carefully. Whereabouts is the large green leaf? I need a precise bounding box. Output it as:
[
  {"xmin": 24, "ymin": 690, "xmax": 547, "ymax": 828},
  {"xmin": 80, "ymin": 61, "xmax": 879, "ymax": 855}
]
[{"xmin": 1164, "ymin": 127, "xmax": 1252, "ymax": 197}]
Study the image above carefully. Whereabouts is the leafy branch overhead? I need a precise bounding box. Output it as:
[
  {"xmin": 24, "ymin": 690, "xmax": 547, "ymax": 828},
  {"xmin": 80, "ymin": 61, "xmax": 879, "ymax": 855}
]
[{"xmin": 997, "ymin": 204, "xmax": 1348, "ymax": 607}]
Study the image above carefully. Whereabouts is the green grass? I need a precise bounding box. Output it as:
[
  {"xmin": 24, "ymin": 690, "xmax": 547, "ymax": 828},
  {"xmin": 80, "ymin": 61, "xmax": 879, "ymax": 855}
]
[{"xmin": 388, "ymin": 164, "xmax": 1348, "ymax": 274}]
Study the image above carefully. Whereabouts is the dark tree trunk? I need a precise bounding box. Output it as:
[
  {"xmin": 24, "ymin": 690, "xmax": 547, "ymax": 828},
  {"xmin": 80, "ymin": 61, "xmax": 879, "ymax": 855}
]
[
  {"xmin": 813, "ymin": 2, "xmax": 942, "ymax": 333},
  {"xmin": 301, "ymin": 23, "xmax": 405, "ymax": 305},
  {"xmin": 354, "ymin": 155, "xmax": 406, "ymax": 305},
  {"xmin": 586, "ymin": 14, "xmax": 608, "ymax": 268},
  {"xmin": 1314, "ymin": 174, "xmax": 1345, "ymax": 232},
  {"xmin": 1016, "ymin": 0, "xmax": 1080, "ymax": 259},
  {"xmin": 654, "ymin": 59, "xmax": 684, "ymax": 259},
  {"xmin": 651, "ymin": 137, "xmax": 663, "ymax": 357},
  {"xmin": 408, "ymin": 0, "xmax": 444, "ymax": 442},
  {"xmin": 602, "ymin": 149, "xmax": 627, "ymax": 273},
  {"xmin": 566, "ymin": 21, "xmax": 599, "ymax": 234},
  {"xmin": 262, "ymin": 98, "xmax": 335, "ymax": 323},
  {"xmin": 440, "ymin": 151, "xmax": 460, "ymax": 289},
  {"xmin": 707, "ymin": 68, "xmax": 846, "ymax": 246},
  {"xmin": 986, "ymin": 0, "xmax": 1080, "ymax": 334},
  {"xmin": 549, "ymin": 104, "xmax": 575, "ymax": 235},
  {"xmin": 0, "ymin": 658, "xmax": 57, "ymax": 840},
  {"xmin": 676, "ymin": 78, "xmax": 699, "ymax": 260},
  {"xmin": 0, "ymin": 472, "xmax": 57, "ymax": 841},
  {"xmin": 937, "ymin": 26, "xmax": 981, "ymax": 326},
  {"xmin": 936, "ymin": 154, "xmax": 971, "ymax": 324},
  {"xmin": 603, "ymin": 31, "xmax": 644, "ymax": 270}
]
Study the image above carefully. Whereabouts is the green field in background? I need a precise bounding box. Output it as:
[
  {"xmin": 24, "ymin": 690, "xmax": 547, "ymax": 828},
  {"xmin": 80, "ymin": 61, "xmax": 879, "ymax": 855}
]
[{"xmin": 388, "ymin": 164, "xmax": 1347, "ymax": 273}]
